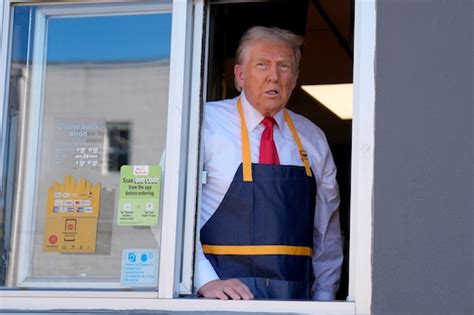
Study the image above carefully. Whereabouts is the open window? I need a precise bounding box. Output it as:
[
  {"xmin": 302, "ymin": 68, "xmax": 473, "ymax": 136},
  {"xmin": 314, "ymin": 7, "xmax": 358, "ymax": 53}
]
[
  {"xmin": 189, "ymin": 0, "xmax": 375, "ymax": 312},
  {"xmin": 202, "ymin": 0, "xmax": 353, "ymax": 300}
]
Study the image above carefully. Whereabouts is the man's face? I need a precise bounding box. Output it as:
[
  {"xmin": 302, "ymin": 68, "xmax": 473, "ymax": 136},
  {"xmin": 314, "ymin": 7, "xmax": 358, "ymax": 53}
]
[{"xmin": 234, "ymin": 40, "xmax": 298, "ymax": 117}]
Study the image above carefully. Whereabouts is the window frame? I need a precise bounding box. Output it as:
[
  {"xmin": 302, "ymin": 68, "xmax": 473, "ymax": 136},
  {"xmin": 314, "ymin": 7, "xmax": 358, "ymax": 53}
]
[
  {"xmin": 0, "ymin": 0, "xmax": 181, "ymax": 296},
  {"xmin": 0, "ymin": 0, "xmax": 376, "ymax": 314}
]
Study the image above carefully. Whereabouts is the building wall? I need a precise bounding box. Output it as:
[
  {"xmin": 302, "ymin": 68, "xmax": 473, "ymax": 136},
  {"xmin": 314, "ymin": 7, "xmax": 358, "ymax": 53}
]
[{"xmin": 373, "ymin": 1, "xmax": 472, "ymax": 314}]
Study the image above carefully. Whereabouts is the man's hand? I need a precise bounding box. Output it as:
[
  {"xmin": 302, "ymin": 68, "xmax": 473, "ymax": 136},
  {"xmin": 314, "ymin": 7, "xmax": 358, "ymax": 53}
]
[{"xmin": 198, "ymin": 279, "xmax": 254, "ymax": 300}]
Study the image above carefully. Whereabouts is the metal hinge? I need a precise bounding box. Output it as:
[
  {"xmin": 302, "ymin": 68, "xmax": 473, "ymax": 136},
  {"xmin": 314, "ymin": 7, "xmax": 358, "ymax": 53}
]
[{"xmin": 201, "ymin": 171, "xmax": 208, "ymax": 184}]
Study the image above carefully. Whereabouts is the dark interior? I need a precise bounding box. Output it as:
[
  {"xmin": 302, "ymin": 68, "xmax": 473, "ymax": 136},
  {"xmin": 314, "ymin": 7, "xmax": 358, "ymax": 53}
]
[{"xmin": 206, "ymin": 0, "xmax": 354, "ymax": 300}]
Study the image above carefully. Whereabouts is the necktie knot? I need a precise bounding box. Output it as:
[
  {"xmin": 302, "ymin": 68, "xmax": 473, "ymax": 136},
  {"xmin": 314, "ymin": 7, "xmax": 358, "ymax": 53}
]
[{"xmin": 262, "ymin": 116, "xmax": 277, "ymax": 128}]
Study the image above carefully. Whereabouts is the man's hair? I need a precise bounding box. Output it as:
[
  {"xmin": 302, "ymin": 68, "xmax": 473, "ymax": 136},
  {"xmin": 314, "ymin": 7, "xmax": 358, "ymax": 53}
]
[{"xmin": 234, "ymin": 26, "xmax": 304, "ymax": 91}]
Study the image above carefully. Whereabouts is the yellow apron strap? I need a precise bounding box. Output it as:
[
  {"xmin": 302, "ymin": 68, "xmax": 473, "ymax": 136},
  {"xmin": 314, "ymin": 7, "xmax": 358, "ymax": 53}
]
[
  {"xmin": 284, "ymin": 110, "xmax": 313, "ymax": 177},
  {"xmin": 237, "ymin": 98, "xmax": 253, "ymax": 182}
]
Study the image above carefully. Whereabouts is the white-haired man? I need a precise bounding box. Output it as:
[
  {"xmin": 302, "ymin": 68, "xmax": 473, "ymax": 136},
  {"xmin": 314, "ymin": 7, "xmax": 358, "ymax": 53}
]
[{"xmin": 196, "ymin": 26, "xmax": 342, "ymax": 301}]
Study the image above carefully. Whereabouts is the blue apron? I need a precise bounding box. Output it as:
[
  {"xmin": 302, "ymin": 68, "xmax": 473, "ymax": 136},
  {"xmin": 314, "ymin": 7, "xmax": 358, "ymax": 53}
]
[{"xmin": 201, "ymin": 98, "xmax": 316, "ymax": 300}]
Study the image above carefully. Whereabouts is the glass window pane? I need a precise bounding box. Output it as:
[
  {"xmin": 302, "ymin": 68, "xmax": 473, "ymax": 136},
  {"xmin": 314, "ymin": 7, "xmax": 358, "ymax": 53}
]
[{"xmin": 5, "ymin": 2, "xmax": 172, "ymax": 290}]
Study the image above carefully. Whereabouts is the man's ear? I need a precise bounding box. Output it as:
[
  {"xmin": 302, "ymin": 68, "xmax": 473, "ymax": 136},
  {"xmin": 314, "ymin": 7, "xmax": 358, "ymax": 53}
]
[{"xmin": 234, "ymin": 64, "xmax": 244, "ymax": 88}]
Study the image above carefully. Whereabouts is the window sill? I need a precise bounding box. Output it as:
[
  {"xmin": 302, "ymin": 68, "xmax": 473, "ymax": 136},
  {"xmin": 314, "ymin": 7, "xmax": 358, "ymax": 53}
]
[{"xmin": 0, "ymin": 293, "xmax": 355, "ymax": 314}]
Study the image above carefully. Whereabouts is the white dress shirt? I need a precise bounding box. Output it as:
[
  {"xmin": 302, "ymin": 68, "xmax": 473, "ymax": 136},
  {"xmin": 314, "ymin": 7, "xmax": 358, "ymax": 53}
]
[{"xmin": 196, "ymin": 92, "xmax": 343, "ymax": 300}]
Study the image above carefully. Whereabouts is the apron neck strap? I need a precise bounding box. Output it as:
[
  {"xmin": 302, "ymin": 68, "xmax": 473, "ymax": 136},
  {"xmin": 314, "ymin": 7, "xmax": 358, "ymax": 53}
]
[
  {"xmin": 283, "ymin": 110, "xmax": 313, "ymax": 178},
  {"xmin": 237, "ymin": 97, "xmax": 253, "ymax": 182},
  {"xmin": 237, "ymin": 97, "xmax": 313, "ymax": 182}
]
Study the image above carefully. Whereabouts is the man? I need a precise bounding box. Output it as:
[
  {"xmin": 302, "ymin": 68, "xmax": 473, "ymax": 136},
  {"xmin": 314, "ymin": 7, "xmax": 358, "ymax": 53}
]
[{"xmin": 196, "ymin": 26, "xmax": 342, "ymax": 301}]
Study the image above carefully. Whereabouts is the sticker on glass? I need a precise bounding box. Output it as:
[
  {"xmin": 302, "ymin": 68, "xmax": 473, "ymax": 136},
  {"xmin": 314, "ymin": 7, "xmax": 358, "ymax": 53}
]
[{"xmin": 117, "ymin": 165, "xmax": 161, "ymax": 226}]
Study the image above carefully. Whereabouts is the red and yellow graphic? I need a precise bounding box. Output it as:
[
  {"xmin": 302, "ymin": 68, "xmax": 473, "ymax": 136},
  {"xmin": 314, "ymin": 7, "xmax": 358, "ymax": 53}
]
[{"xmin": 43, "ymin": 175, "xmax": 101, "ymax": 253}]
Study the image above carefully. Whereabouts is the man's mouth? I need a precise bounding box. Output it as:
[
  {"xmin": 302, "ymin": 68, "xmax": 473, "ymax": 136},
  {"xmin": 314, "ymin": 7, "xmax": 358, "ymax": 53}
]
[{"xmin": 265, "ymin": 89, "xmax": 280, "ymax": 96}]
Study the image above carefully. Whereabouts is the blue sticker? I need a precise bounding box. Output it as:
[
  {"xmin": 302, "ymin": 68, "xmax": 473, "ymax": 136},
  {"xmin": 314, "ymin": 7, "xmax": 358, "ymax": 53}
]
[{"xmin": 121, "ymin": 249, "xmax": 158, "ymax": 287}]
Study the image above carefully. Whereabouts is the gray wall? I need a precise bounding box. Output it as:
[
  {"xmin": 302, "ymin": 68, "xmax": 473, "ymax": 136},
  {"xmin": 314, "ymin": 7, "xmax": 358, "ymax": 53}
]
[{"xmin": 373, "ymin": 1, "xmax": 472, "ymax": 314}]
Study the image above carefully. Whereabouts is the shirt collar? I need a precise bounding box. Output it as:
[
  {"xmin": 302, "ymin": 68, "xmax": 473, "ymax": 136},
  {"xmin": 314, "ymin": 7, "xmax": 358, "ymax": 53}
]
[{"xmin": 240, "ymin": 91, "xmax": 285, "ymax": 132}]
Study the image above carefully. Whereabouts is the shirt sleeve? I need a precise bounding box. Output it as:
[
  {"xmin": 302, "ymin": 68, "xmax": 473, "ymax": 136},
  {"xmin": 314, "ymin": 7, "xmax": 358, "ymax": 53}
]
[
  {"xmin": 194, "ymin": 239, "xmax": 220, "ymax": 293},
  {"xmin": 312, "ymin": 148, "xmax": 343, "ymax": 300}
]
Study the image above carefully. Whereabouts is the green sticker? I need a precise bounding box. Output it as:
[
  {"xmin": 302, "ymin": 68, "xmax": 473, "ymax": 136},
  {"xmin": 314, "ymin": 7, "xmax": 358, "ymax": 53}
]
[{"xmin": 118, "ymin": 165, "xmax": 161, "ymax": 226}]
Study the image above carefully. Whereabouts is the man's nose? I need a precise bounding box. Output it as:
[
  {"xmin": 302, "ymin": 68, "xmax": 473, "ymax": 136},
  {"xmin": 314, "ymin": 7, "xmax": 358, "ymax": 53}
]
[{"xmin": 267, "ymin": 64, "xmax": 279, "ymax": 82}]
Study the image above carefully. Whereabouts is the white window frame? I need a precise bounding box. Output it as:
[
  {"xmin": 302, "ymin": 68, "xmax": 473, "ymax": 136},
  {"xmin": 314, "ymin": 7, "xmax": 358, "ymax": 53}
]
[
  {"xmin": 0, "ymin": 0, "xmax": 186, "ymax": 297},
  {"xmin": 0, "ymin": 0, "xmax": 376, "ymax": 314}
]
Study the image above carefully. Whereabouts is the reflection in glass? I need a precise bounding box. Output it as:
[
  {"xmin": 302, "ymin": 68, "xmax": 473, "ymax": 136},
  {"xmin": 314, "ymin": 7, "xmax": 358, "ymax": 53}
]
[
  {"xmin": 5, "ymin": 3, "xmax": 172, "ymax": 289},
  {"xmin": 106, "ymin": 122, "xmax": 130, "ymax": 173}
]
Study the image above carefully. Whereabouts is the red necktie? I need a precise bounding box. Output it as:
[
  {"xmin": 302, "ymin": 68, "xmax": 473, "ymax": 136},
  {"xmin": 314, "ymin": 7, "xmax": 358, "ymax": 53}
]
[{"xmin": 259, "ymin": 117, "xmax": 280, "ymax": 165}]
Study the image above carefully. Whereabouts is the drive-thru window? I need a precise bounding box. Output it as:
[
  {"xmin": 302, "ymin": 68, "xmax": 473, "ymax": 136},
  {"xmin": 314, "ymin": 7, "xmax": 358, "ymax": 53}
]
[{"xmin": 0, "ymin": 0, "xmax": 375, "ymax": 313}]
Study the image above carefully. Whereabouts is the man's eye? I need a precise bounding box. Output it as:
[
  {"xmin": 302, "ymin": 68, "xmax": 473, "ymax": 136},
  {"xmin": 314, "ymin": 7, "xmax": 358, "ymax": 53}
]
[
  {"xmin": 280, "ymin": 64, "xmax": 290, "ymax": 71},
  {"xmin": 256, "ymin": 63, "xmax": 266, "ymax": 68}
]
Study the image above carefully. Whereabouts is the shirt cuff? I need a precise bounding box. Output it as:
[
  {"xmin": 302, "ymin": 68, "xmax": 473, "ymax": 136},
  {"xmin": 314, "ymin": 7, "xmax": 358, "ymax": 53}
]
[
  {"xmin": 194, "ymin": 258, "xmax": 220, "ymax": 293},
  {"xmin": 313, "ymin": 290, "xmax": 335, "ymax": 301}
]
